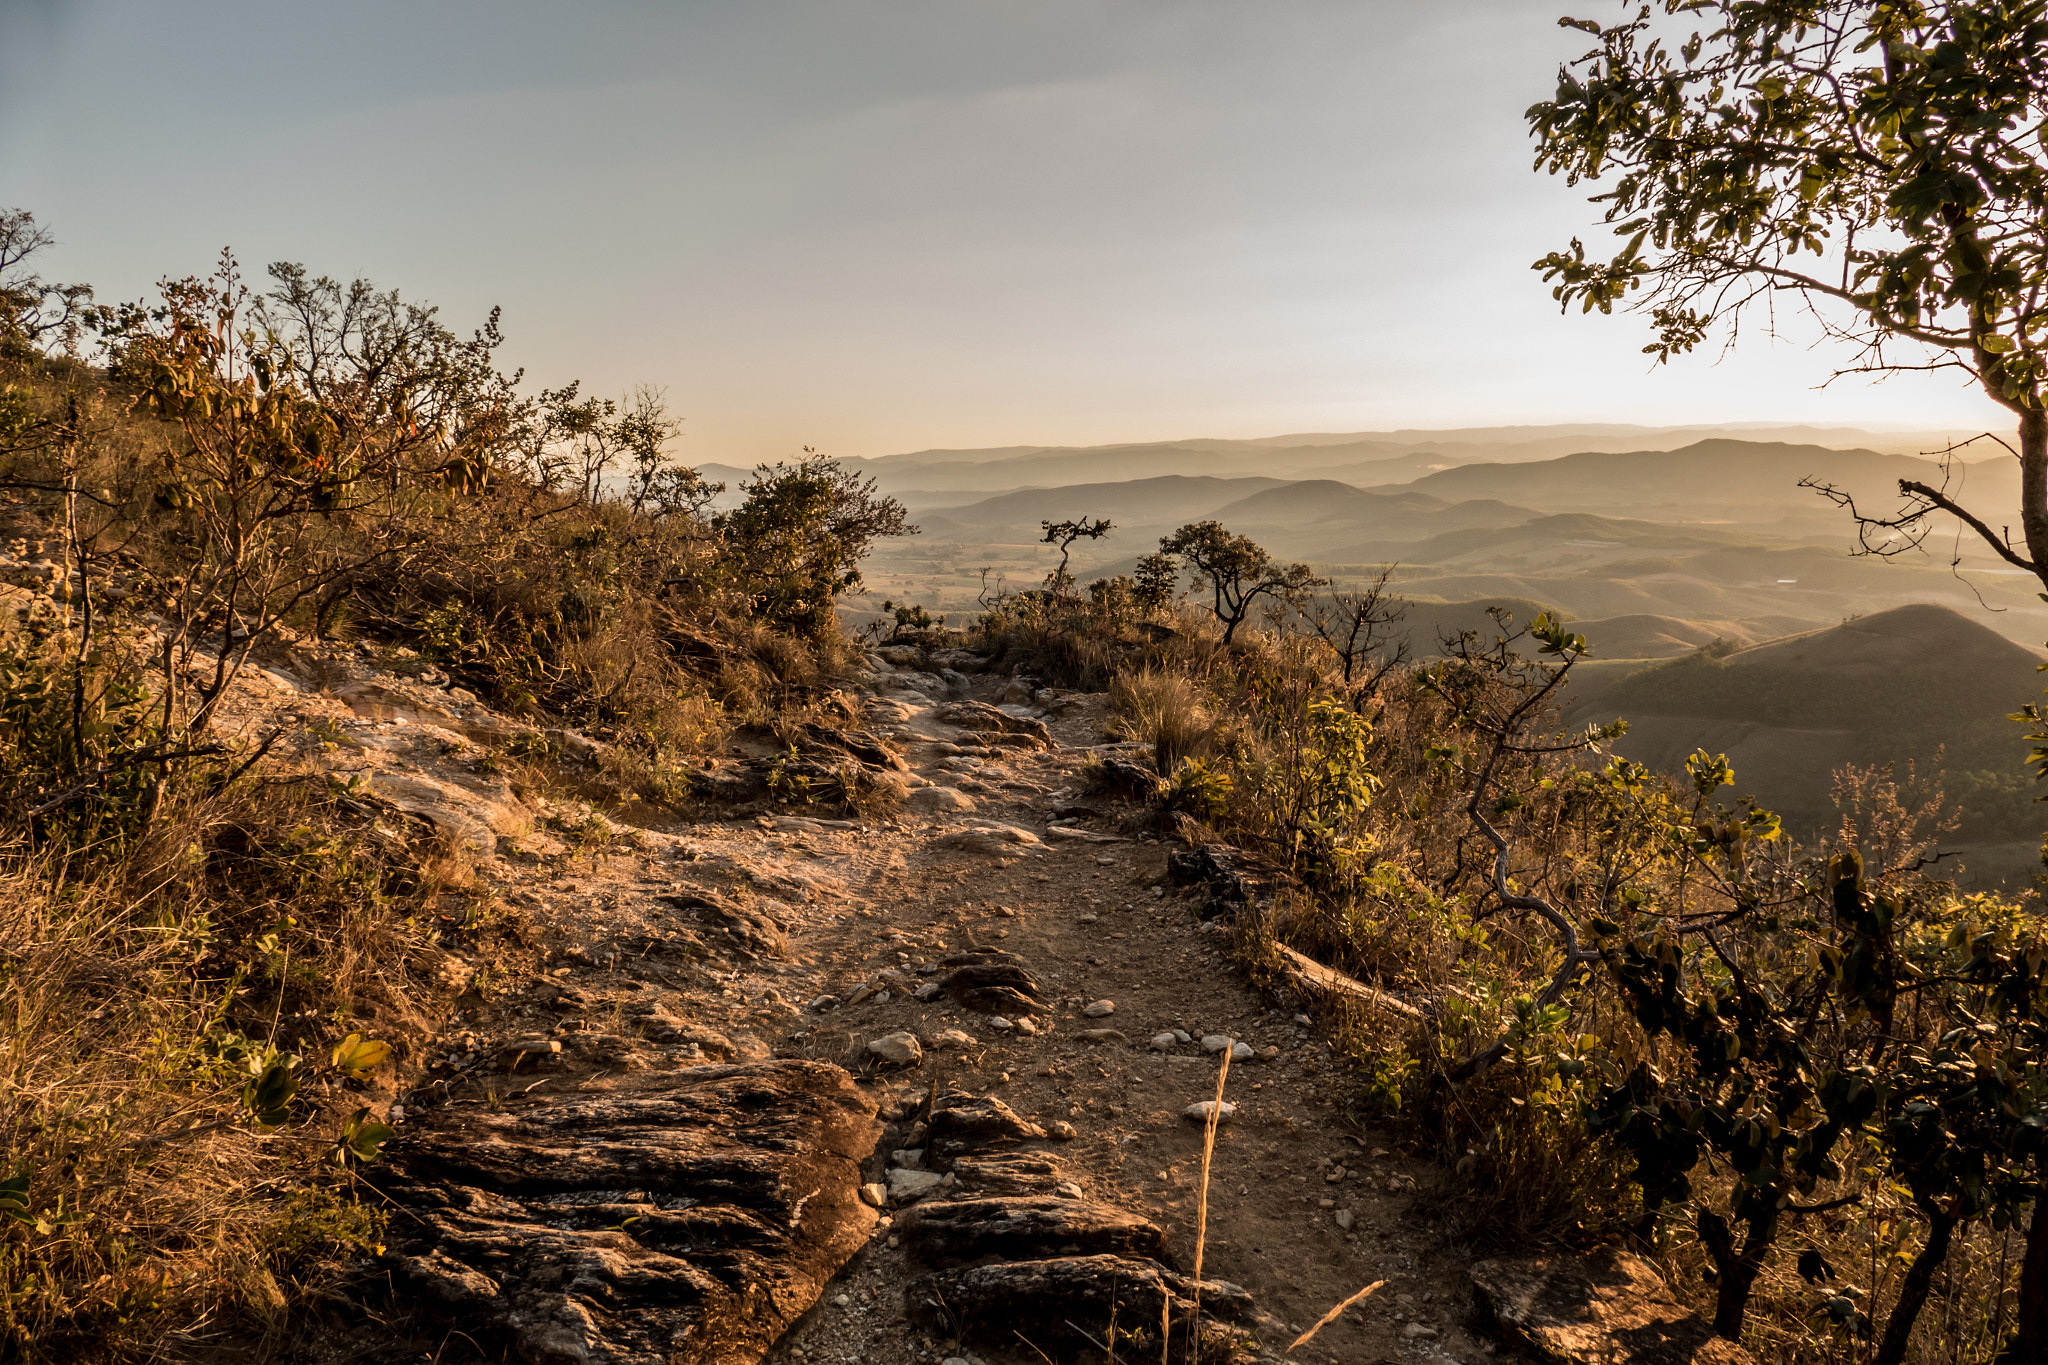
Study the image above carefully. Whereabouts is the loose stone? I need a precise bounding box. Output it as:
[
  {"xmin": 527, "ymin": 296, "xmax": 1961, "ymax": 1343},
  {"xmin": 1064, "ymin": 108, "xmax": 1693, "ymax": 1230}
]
[
  {"xmin": 1083, "ymin": 1000, "xmax": 1116, "ymax": 1018},
  {"xmin": 867, "ymin": 1031, "xmax": 924, "ymax": 1066}
]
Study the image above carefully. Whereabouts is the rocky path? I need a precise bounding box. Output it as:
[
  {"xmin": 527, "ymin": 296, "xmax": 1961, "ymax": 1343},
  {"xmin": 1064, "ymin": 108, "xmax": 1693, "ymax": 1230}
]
[{"xmin": 284, "ymin": 646, "xmax": 1494, "ymax": 1365}]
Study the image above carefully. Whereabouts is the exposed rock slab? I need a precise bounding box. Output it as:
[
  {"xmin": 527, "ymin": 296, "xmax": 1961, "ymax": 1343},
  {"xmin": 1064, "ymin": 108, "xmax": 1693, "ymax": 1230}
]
[
  {"xmin": 1166, "ymin": 843, "xmax": 1295, "ymax": 917},
  {"xmin": 1470, "ymin": 1248, "xmax": 1754, "ymax": 1365},
  {"xmin": 376, "ymin": 1060, "xmax": 882, "ymax": 1365},
  {"xmin": 897, "ymin": 1195, "xmax": 1168, "ymax": 1266},
  {"xmin": 937, "ymin": 959, "xmax": 1049, "ymax": 1015},
  {"xmin": 949, "ymin": 1154, "xmax": 1070, "ymax": 1194},
  {"xmin": 657, "ymin": 889, "xmax": 789, "ymax": 961},
  {"xmin": 906, "ymin": 1254, "xmax": 1256, "ymax": 1355},
  {"xmin": 924, "ymin": 1091, "xmax": 1047, "ymax": 1170},
  {"xmin": 933, "ymin": 700, "xmax": 1055, "ymax": 749}
]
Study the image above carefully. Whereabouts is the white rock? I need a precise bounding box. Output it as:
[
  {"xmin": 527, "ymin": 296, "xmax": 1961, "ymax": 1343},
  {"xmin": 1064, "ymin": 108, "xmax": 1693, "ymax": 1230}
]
[
  {"xmin": 1230, "ymin": 1041, "xmax": 1255, "ymax": 1063},
  {"xmin": 859, "ymin": 1182, "xmax": 888, "ymax": 1208},
  {"xmin": 867, "ymin": 1032, "xmax": 924, "ymax": 1066},
  {"xmin": 1201, "ymin": 1034, "xmax": 1232, "ymax": 1053},
  {"xmin": 912, "ymin": 981, "xmax": 942, "ymax": 1001},
  {"xmin": 1183, "ymin": 1101, "xmax": 1236, "ymax": 1123},
  {"xmin": 930, "ymin": 1028, "xmax": 977, "ymax": 1050},
  {"xmin": 886, "ymin": 1168, "xmax": 944, "ymax": 1202},
  {"xmin": 890, "ymin": 1148, "xmax": 925, "ymax": 1168},
  {"xmin": 1335, "ymin": 1209, "xmax": 1355, "ymax": 1231},
  {"xmin": 1151, "ymin": 1032, "xmax": 1179, "ymax": 1051},
  {"xmin": 1173, "ymin": 1029, "xmax": 1192, "ymax": 1044},
  {"xmin": 1083, "ymin": 1000, "xmax": 1116, "ymax": 1018},
  {"xmin": 988, "ymin": 1016, "xmax": 1014, "ymax": 1031},
  {"xmin": 907, "ymin": 786, "xmax": 977, "ymax": 815}
]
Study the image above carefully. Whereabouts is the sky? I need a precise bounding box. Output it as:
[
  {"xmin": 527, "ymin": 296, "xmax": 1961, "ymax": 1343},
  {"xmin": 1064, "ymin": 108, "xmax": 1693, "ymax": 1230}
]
[{"xmin": 0, "ymin": 0, "xmax": 2014, "ymax": 461}]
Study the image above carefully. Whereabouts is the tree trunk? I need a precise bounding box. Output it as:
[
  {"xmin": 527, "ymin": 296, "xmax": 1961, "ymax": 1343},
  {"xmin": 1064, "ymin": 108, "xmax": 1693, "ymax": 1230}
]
[
  {"xmin": 1698, "ymin": 1208, "xmax": 1767, "ymax": 1341},
  {"xmin": 2011, "ymin": 1203, "xmax": 2048, "ymax": 1365},
  {"xmin": 2019, "ymin": 408, "xmax": 2048, "ymax": 593},
  {"xmin": 1875, "ymin": 1211, "xmax": 1954, "ymax": 1365}
]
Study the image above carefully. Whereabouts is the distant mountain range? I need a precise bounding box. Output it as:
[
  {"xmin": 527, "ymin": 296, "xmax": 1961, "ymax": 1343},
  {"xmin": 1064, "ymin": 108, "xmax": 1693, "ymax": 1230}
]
[{"xmin": 700, "ymin": 422, "xmax": 1996, "ymax": 499}]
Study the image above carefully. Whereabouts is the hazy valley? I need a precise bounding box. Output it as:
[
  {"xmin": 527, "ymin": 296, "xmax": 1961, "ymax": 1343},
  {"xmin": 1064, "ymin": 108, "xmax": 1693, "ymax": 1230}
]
[{"xmin": 832, "ymin": 424, "xmax": 2048, "ymax": 876}]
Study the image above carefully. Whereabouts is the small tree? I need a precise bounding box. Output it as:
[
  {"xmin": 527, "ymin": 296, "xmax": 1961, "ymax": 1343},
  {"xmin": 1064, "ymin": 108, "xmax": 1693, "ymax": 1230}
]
[
  {"xmin": 1529, "ymin": 2, "xmax": 2048, "ymax": 593},
  {"xmin": 1039, "ymin": 515, "xmax": 1113, "ymax": 596},
  {"xmin": 1304, "ymin": 567, "xmax": 1409, "ymax": 699},
  {"xmin": 1158, "ymin": 520, "xmax": 1323, "ymax": 645},
  {"xmin": 0, "ymin": 209, "xmax": 91, "ymax": 358}
]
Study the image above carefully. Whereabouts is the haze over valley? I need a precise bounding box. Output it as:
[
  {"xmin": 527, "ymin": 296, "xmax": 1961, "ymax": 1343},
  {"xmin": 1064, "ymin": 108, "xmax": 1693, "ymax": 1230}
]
[{"xmin": 829, "ymin": 421, "xmax": 2048, "ymax": 872}]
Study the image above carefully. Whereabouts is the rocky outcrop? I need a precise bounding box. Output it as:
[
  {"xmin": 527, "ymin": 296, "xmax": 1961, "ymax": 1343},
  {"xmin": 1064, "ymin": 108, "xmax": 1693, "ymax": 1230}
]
[
  {"xmin": 933, "ymin": 700, "xmax": 1055, "ymax": 749},
  {"xmin": 376, "ymin": 1060, "xmax": 883, "ymax": 1365},
  {"xmin": 1470, "ymin": 1248, "xmax": 1753, "ymax": 1365},
  {"xmin": 1166, "ymin": 842, "xmax": 1295, "ymax": 917},
  {"xmin": 923, "ymin": 1090, "xmax": 1048, "ymax": 1169},
  {"xmin": 896, "ymin": 1194, "xmax": 1168, "ymax": 1265},
  {"xmin": 934, "ymin": 949, "xmax": 1049, "ymax": 1015}
]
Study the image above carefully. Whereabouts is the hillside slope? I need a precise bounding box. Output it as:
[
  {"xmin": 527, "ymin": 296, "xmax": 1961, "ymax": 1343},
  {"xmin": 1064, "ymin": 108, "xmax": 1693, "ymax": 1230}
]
[{"xmin": 1566, "ymin": 603, "xmax": 2043, "ymax": 836}]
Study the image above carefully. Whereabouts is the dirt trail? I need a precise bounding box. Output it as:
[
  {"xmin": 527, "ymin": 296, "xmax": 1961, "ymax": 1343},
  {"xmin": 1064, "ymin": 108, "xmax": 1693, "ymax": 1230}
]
[{"xmin": 278, "ymin": 645, "xmax": 1492, "ymax": 1364}]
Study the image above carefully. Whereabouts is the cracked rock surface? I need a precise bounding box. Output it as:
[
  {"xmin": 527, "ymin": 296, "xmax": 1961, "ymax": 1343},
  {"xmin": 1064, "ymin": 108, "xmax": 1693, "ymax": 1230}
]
[{"xmin": 376, "ymin": 1061, "xmax": 882, "ymax": 1365}]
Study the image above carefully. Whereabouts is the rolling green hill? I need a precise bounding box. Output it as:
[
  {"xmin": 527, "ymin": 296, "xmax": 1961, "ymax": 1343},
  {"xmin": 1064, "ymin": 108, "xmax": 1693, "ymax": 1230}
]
[{"xmin": 1564, "ymin": 604, "xmax": 2045, "ymax": 841}]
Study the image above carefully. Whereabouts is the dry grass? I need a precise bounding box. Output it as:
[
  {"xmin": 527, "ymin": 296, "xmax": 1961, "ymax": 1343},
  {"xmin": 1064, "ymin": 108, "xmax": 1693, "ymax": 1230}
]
[
  {"xmin": 0, "ymin": 769, "xmax": 451, "ymax": 1361},
  {"xmin": 1107, "ymin": 669, "xmax": 1213, "ymax": 774}
]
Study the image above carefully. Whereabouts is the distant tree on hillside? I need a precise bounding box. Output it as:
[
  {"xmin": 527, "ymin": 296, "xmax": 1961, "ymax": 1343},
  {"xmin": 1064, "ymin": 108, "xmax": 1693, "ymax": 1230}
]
[
  {"xmin": 1039, "ymin": 515, "xmax": 1114, "ymax": 596},
  {"xmin": 1528, "ymin": 3, "xmax": 2048, "ymax": 592}
]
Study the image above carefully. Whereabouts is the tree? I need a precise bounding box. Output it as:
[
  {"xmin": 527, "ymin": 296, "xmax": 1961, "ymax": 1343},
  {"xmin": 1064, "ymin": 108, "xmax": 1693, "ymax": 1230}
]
[
  {"xmin": 1158, "ymin": 521, "xmax": 1323, "ymax": 645},
  {"xmin": 92, "ymin": 251, "xmax": 514, "ymax": 734},
  {"xmin": 1529, "ymin": 2, "xmax": 2048, "ymax": 591},
  {"xmin": 1303, "ymin": 567, "xmax": 1410, "ymax": 699},
  {"xmin": 1039, "ymin": 516, "xmax": 1114, "ymax": 595},
  {"xmin": 1530, "ymin": 8, "xmax": 2048, "ymax": 1350},
  {"xmin": 0, "ymin": 209, "xmax": 91, "ymax": 358}
]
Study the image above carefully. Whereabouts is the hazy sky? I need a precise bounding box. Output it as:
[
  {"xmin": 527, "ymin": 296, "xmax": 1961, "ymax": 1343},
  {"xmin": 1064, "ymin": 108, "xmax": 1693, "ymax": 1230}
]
[{"xmin": 0, "ymin": 0, "xmax": 2012, "ymax": 460}]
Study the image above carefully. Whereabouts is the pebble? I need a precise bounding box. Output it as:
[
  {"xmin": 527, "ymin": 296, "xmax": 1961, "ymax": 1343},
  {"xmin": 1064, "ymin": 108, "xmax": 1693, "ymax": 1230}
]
[
  {"xmin": 1229, "ymin": 1041, "xmax": 1254, "ymax": 1063},
  {"xmin": 808, "ymin": 995, "xmax": 841, "ymax": 1012},
  {"xmin": 1401, "ymin": 1322, "xmax": 1438, "ymax": 1340},
  {"xmin": 1077, "ymin": 913, "xmax": 1098, "ymax": 924},
  {"xmin": 1046, "ymin": 1120, "xmax": 1078, "ymax": 1141},
  {"xmin": 1335, "ymin": 1209, "xmax": 1355, "ymax": 1230},
  {"xmin": 913, "ymin": 981, "xmax": 942, "ymax": 1001},
  {"xmin": 931, "ymin": 1028, "xmax": 976, "ymax": 1050},
  {"xmin": 1083, "ymin": 999, "xmax": 1116, "ymax": 1018},
  {"xmin": 890, "ymin": 1148, "xmax": 925, "ymax": 1168},
  {"xmin": 858, "ymin": 1183, "xmax": 887, "ymax": 1208},
  {"xmin": 1013, "ymin": 1015, "xmax": 1043, "ymax": 1036},
  {"xmin": 1201, "ymin": 1034, "xmax": 1232, "ymax": 1053},
  {"xmin": 1173, "ymin": 1029, "xmax": 1192, "ymax": 1044},
  {"xmin": 866, "ymin": 1031, "xmax": 923, "ymax": 1066},
  {"xmin": 1151, "ymin": 1032, "xmax": 1179, "ymax": 1051},
  {"xmin": 1183, "ymin": 1101, "xmax": 1236, "ymax": 1123},
  {"xmin": 988, "ymin": 1016, "xmax": 1014, "ymax": 1032},
  {"xmin": 1318, "ymin": 1197, "xmax": 1335, "ymax": 1209},
  {"xmin": 1257, "ymin": 1044, "xmax": 1281, "ymax": 1061}
]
